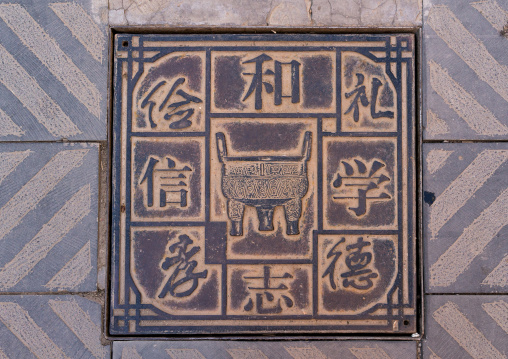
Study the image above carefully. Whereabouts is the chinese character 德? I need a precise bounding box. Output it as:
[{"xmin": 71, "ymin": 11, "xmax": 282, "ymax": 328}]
[
  {"xmin": 322, "ymin": 237, "xmax": 379, "ymax": 291},
  {"xmin": 341, "ymin": 237, "xmax": 378, "ymax": 290},
  {"xmin": 332, "ymin": 158, "xmax": 391, "ymax": 217},
  {"xmin": 158, "ymin": 234, "xmax": 208, "ymax": 298},
  {"xmin": 242, "ymin": 54, "xmax": 301, "ymax": 110},
  {"xmin": 322, "ymin": 237, "xmax": 345, "ymax": 290},
  {"xmin": 344, "ymin": 73, "xmax": 394, "ymax": 122},
  {"xmin": 243, "ymin": 266, "xmax": 294, "ymax": 314},
  {"xmin": 141, "ymin": 77, "xmax": 202, "ymax": 129}
]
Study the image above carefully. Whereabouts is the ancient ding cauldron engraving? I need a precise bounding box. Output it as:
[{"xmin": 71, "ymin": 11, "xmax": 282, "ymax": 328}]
[{"xmin": 216, "ymin": 131, "xmax": 312, "ymax": 236}]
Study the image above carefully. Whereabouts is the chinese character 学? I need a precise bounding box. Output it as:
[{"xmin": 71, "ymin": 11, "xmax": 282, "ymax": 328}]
[
  {"xmin": 140, "ymin": 156, "xmax": 191, "ymax": 209},
  {"xmin": 322, "ymin": 237, "xmax": 379, "ymax": 291},
  {"xmin": 243, "ymin": 266, "xmax": 294, "ymax": 314},
  {"xmin": 141, "ymin": 77, "xmax": 202, "ymax": 130},
  {"xmin": 344, "ymin": 73, "xmax": 394, "ymax": 122},
  {"xmin": 332, "ymin": 158, "xmax": 391, "ymax": 217},
  {"xmin": 158, "ymin": 234, "xmax": 208, "ymax": 298},
  {"xmin": 242, "ymin": 54, "xmax": 301, "ymax": 110}
]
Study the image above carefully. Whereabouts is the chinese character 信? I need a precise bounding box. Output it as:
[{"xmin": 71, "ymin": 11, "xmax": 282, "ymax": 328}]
[
  {"xmin": 141, "ymin": 77, "xmax": 202, "ymax": 130},
  {"xmin": 243, "ymin": 266, "xmax": 294, "ymax": 314},
  {"xmin": 332, "ymin": 158, "xmax": 391, "ymax": 217},
  {"xmin": 242, "ymin": 54, "xmax": 301, "ymax": 110},
  {"xmin": 139, "ymin": 156, "xmax": 192, "ymax": 209},
  {"xmin": 344, "ymin": 73, "xmax": 394, "ymax": 122},
  {"xmin": 158, "ymin": 234, "xmax": 208, "ymax": 298}
]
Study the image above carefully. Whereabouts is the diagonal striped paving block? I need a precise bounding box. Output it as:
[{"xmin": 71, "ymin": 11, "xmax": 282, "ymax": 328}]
[
  {"xmin": 423, "ymin": 143, "xmax": 508, "ymax": 293},
  {"xmin": 423, "ymin": 295, "xmax": 508, "ymax": 359},
  {"xmin": 113, "ymin": 340, "xmax": 417, "ymax": 359},
  {"xmin": 423, "ymin": 0, "xmax": 508, "ymax": 140},
  {"xmin": 0, "ymin": 0, "xmax": 108, "ymax": 141},
  {"xmin": 0, "ymin": 143, "xmax": 98, "ymax": 292},
  {"xmin": 0, "ymin": 295, "xmax": 109, "ymax": 359}
]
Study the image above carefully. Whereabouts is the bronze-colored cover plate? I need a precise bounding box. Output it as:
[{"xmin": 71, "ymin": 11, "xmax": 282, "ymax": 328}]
[{"xmin": 110, "ymin": 34, "xmax": 416, "ymax": 336}]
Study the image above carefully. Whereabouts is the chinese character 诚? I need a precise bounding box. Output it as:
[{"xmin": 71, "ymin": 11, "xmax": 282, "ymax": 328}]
[{"xmin": 158, "ymin": 234, "xmax": 208, "ymax": 298}]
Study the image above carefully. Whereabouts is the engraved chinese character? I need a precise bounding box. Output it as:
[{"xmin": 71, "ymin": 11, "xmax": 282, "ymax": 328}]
[
  {"xmin": 243, "ymin": 266, "xmax": 294, "ymax": 314},
  {"xmin": 341, "ymin": 237, "xmax": 378, "ymax": 290},
  {"xmin": 242, "ymin": 54, "xmax": 300, "ymax": 110},
  {"xmin": 141, "ymin": 77, "xmax": 202, "ymax": 129},
  {"xmin": 322, "ymin": 237, "xmax": 345, "ymax": 290},
  {"xmin": 332, "ymin": 158, "xmax": 391, "ymax": 217},
  {"xmin": 158, "ymin": 234, "xmax": 208, "ymax": 298},
  {"xmin": 140, "ymin": 156, "xmax": 192, "ymax": 209},
  {"xmin": 322, "ymin": 237, "xmax": 378, "ymax": 291},
  {"xmin": 344, "ymin": 73, "xmax": 394, "ymax": 122}
]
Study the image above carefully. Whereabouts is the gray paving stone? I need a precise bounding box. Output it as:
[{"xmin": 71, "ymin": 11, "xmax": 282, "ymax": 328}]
[
  {"xmin": 113, "ymin": 340, "xmax": 417, "ymax": 358},
  {"xmin": 423, "ymin": 295, "xmax": 508, "ymax": 359},
  {"xmin": 0, "ymin": 143, "xmax": 99, "ymax": 293},
  {"xmin": 0, "ymin": 0, "xmax": 108, "ymax": 141},
  {"xmin": 108, "ymin": 0, "xmax": 421, "ymax": 27},
  {"xmin": 423, "ymin": 0, "xmax": 508, "ymax": 140},
  {"xmin": 0, "ymin": 295, "xmax": 109, "ymax": 359},
  {"xmin": 423, "ymin": 143, "xmax": 508, "ymax": 293},
  {"xmin": 312, "ymin": 0, "xmax": 422, "ymax": 27},
  {"xmin": 108, "ymin": 0, "xmax": 293, "ymax": 26}
]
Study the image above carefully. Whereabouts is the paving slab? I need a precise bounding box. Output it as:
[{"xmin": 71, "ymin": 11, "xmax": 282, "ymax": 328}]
[
  {"xmin": 0, "ymin": 142, "xmax": 99, "ymax": 293},
  {"xmin": 0, "ymin": 295, "xmax": 109, "ymax": 359},
  {"xmin": 422, "ymin": 0, "xmax": 508, "ymax": 140},
  {"xmin": 423, "ymin": 295, "xmax": 508, "ymax": 358},
  {"xmin": 113, "ymin": 340, "xmax": 417, "ymax": 359},
  {"xmin": 312, "ymin": 0, "xmax": 422, "ymax": 27},
  {"xmin": 109, "ymin": 34, "xmax": 417, "ymax": 336},
  {"xmin": 108, "ymin": 0, "xmax": 422, "ymax": 27},
  {"xmin": 423, "ymin": 142, "xmax": 508, "ymax": 294},
  {"xmin": 0, "ymin": 0, "xmax": 108, "ymax": 141}
]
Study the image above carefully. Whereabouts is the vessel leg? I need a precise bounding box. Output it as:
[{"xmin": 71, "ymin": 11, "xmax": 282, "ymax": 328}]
[
  {"xmin": 284, "ymin": 198, "xmax": 302, "ymax": 235},
  {"xmin": 256, "ymin": 207, "xmax": 274, "ymax": 231},
  {"xmin": 228, "ymin": 199, "xmax": 245, "ymax": 236}
]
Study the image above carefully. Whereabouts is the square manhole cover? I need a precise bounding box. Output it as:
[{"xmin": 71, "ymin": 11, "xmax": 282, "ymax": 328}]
[{"xmin": 109, "ymin": 34, "xmax": 417, "ymax": 335}]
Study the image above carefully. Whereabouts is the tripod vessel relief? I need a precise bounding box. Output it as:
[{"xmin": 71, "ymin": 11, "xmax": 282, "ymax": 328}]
[{"xmin": 217, "ymin": 131, "xmax": 312, "ymax": 237}]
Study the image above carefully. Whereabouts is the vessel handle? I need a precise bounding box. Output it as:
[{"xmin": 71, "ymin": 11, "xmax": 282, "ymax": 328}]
[
  {"xmin": 302, "ymin": 131, "xmax": 312, "ymax": 161},
  {"xmin": 216, "ymin": 132, "xmax": 227, "ymax": 163}
]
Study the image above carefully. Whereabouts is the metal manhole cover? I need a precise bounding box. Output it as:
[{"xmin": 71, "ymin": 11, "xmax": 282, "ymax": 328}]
[{"xmin": 110, "ymin": 34, "xmax": 417, "ymax": 335}]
